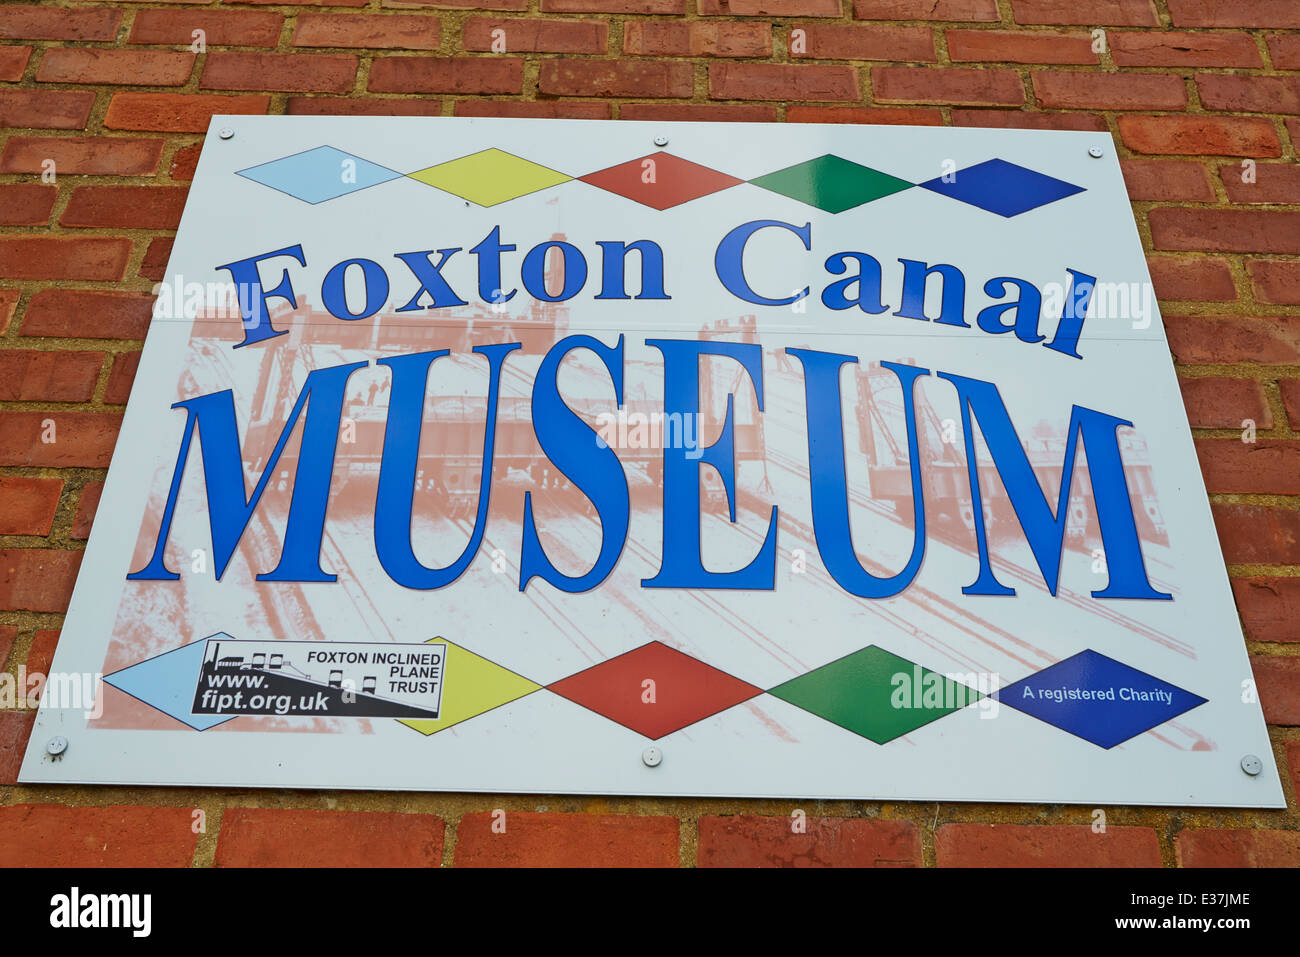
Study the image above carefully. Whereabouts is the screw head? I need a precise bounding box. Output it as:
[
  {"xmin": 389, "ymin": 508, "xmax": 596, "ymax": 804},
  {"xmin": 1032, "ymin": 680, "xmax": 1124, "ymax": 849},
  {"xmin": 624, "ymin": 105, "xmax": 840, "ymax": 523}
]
[
  {"xmin": 653, "ymin": 135, "xmax": 669, "ymax": 148},
  {"xmin": 642, "ymin": 746, "xmax": 663, "ymax": 768},
  {"xmin": 218, "ymin": 128, "xmax": 235, "ymax": 141},
  {"xmin": 46, "ymin": 736, "xmax": 68, "ymax": 757},
  {"xmin": 1241, "ymin": 754, "xmax": 1263, "ymax": 776},
  {"xmin": 1088, "ymin": 146, "xmax": 1104, "ymax": 159}
]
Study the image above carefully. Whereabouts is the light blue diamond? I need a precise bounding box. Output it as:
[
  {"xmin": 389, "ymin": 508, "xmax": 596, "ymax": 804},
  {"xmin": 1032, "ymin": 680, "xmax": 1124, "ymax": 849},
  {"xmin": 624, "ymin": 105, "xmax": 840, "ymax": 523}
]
[{"xmin": 237, "ymin": 145, "xmax": 402, "ymax": 204}]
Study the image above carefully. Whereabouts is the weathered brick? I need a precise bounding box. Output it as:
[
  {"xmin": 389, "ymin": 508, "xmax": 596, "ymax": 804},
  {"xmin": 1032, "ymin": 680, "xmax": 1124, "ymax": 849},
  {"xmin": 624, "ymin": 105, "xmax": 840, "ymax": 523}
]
[
  {"xmin": 455, "ymin": 99, "xmax": 610, "ymax": 118},
  {"xmin": 0, "ymin": 45, "xmax": 30, "ymax": 81},
  {"xmin": 0, "ymin": 549, "xmax": 82, "ymax": 613},
  {"xmin": 624, "ymin": 21, "xmax": 768, "ymax": 58},
  {"xmin": 947, "ymin": 29, "xmax": 1097, "ymax": 64},
  {"xmin": 0, "ymin": 136, "xmax": 163, "ymax": 176},
  {"xmin": 1012, "ymin": 0, "xmax": 1158, "ymax": 25},
  {"xmin": 1212, "ymin": 504, "xmax": 1300, "ymax": 565},
  {"xmin": 1198, "ymin": 74, "xmax": 1300, "ymax": 116},
  {"xmin": 289, "ymin": 97, "xmax": 444, "ymax": 115},
  {"xmin": 1177, "ymin": 829, "xmax": 1300, "ymax": 867},
  {"xmin": 792, "ymin": 24, "xmax": 934, "ymax": 61},
  {"xmin": 453, "ymin": 811, "xmax": 678, "ymax": 866},
  {"xmin": 0, "ymin": 411, "xmax": 121, "ymax": 468},
  {"xmin": 104, "ymin": 351, "xmax": 140, "ymax": 405},
  {"xmin": 540, "ymin": 0, "xmax": 683, "ymax": 11},
  {"xmin": 1283, "ymin": 379, "xmax": 1300, "ymax": 429},
  {"xmin": 1220, "ymin": 161, "xmax": 1300, "ymax": 204},
  {"xmin": 0, "ymin": 350, "xmax": 102, "ymax": 403},
  {"xmin": 216, "ymin": 809, "xmax": 444, "ymax": 867},
  {"xmin": 1111, "ymin": 30, "xmax": 1263, "ymax": 67},
  {"xmin": 1147, "ymin": 256, "xmax": 1237, "ymax": 301},
  {"xmin": 37, "ymin": 49, "xmax": 194, "ymax": 87},
  {"xmin": 699, "ymin": 815, "xmax": 922, "ymax": 867},
  {"xmin": 0, "ymin": 477, "xmax": 63, "ymax": 536},
  {"xmin": 0, "ymin": 805, "xmax": 198, "ymax": 867},
  {"xmin": 936, "ymin": 824, "xmax": 1162, "ymax": 866},
  {"xmin": 1150, "ymin": 209, "xmax": 1300, "ymax": 256},
  {"xmin": 788, "ymin": 104, "xmax": 944, "ymax": 124},
  {"xmin": 105, "ymin": 92, "xmax": 270, "ymax": 132},
  {"xmin": 1033, "ymin": 71, "xmax": 1187, "ymax": 110},
  {"xmin": 169, "ymin": 143, "xmax": 202, "ymax": 180},
  {"xmin": 700, "ymin": 0, "xmax": 838, "ymax": 13},
  {"xmin": 854, "ymin": 0, "xmax": 997, "ymax": 19},
  {"xmin": 23, "ymin": 290, "xmax": 154, "ymax": 340},
  {"xmin": 371, "ymin": 57, "xmax": 522, "ymax": 94},
  {"xmin": 467, "ymin": 17, "xmax": 607, "ymax": 54},
  {"xmin": 60, "ymin": 185, "xmax": 189, "ymax": 230},
  {"xmin": 1117, "ymin": 115, "xmax": 1281, "ymax": 157},
  {"xmin": 72, "ymin": 481, "xmax": 103, "ymax": 539},
  {"xmin": 0, "ymin": 7, "xmax": 122, "ymax": 41},
  {"xmin": 1268, "ymin": 34, "xmax": 1300, "ymax": 70},
  {"xmin": 1179, "ymin": 378, "xmax": 1269, "ymax": 428},
  {"xmin": 1168, "ymin": 0, "xmax": 1300, "ymax": 29},
  {"xmin": 710, "ymin": 62, "xmax": 859, "ymax": 101},
  {"xmin": 202, "ymin": 52, "xmax": 357, "ymax": 93},
  {"xmin": 26, "ymin": 629, "xmax": 58, "ymax": 679},
  {"xmin": 1248, "ymin": 260, "xmax": 1300, "ymax": 305},
  {"xmin": 294, "ymin": 13, "xmax": 440, "ymax": 50},
  {"xmin": 141, "ymin": 237, "xmax": 173, "ymax": 281},
  {"xmin": 874, "ymin": 66, "xmax": 1023, "ymax": 106},
  {"xmin": 0, "ymin": 238, "xmax": 131, "ymax": 282},
  {"xmin": 1120, "ymin": 159, "xmax": 1214, "ymax": 202},
  {"xmin": 1252, "ymin": 655, "xmax": 1300, "ymax": 725},
  {"xmin": 0, "ymin": 290, "xmax": 16, "ymax": 336},
  {"xmin": 1196, "ymin": 440, "xmax": 1300, "ymax": 494},
  {"xmin": 0, "ymin": 184, "xmax": 55, "ymax": 226},
  {"xmin": 1233, "ymin": 578, "xmax": 1300, "ymax": 644},
  {"xmin": 952, "ymin": 109, "xmax": 1106, "ymax": 130},
  {"xmin": 130, "ymin": 9, "xmax": 285, "ymax": 47},
  {"xmin": 0, "ymin": 91, "xmax": 96, "ymax": 130},
  {"xmin": 621, "ymin": 102, "xmax": 777, "ymax": 121},
  {"xmin": 0, "ymin": 711, "xmax": 36, "ymax": 786},
  {"xmin": 542, "ymin": 59, "xmax": 693, "ymax": 98}
]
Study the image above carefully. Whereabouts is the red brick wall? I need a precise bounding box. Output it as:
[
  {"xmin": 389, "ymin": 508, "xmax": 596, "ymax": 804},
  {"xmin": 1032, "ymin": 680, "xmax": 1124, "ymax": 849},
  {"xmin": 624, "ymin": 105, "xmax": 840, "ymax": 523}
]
[{"xmin": 1, "ymin": 0, "xmax": 1298, "ymax": 867}]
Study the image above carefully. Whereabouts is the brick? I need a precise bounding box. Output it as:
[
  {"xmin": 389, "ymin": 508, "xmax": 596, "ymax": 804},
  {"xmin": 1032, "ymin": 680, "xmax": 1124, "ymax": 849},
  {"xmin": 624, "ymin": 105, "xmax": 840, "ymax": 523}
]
[
  {"xmin": 1111, "ymin": 31, "xmax": 1262, "ymax": 67},
  {"xmin": 0, "ymin": 238, "xmax": 131, "ymax": 282},
  {"xmin": 289, "ymin": 97, "xmax": 443, "ymax": 115},
  {"xmin": 141, "ymin": 238, "xmax": 173, "ymax": 281},
  {"xmin": 1290, "ymin": 742, "xmax": 1300, "ymax": 799},
  {"xmin": 0, "ymin": 549, "xmax": 82, "ymax": 613},
  {"xmin": 952, "ymin": 109, "xmax": 1107, "ymax": 130},
  {"xmin": 1233, "ymin": 578, "xmax": 1300, "ymax": 644},
  {"xmin": 540, "ymin": 0, "xmax": 684, "ymax": 11},
  {"xmin": 1147, "ymin": 256, "xmax": 1236, "ymax": 301},
  {"xmin": 1167, "ymin": 316, "xmax": 1300, "ymax": 364},
  {"xmin": 0, "ymin": 184, "xmax": 55, "ymax": 226},
  {"xmin": 1117, "ymin": 115, "xmax": 1281, "ymax": 157},
  {"xmin": 170, "ymin": 143, "xmax": 202, "ymax": 180},
  {"xmin": 0, "ymin": 7, "xmax": 122, "ymax": 41},
  {"xmin": 1220, "ymin": 162, "xmax": 1300, "ymax": 205},
  {"xmin": 1198, "ymin": 74, "xmax": 1300, "ymax": 116},
  {"xmin": 937, "ymin": 824, "xmax": 1161, "ymax": 866},
  {"xmin": 0, "ymin": 290, "xmax": 16, "ymax": 336},
  {"xmin": 1150, "ymin": 209, "xmax": 1300, "ymax": 256},
  {"xmin": 874, "ymin": 66, "xmax": 1023, "ymax": 106},
  {"xmin": 1179, "ymin": 378, "xmax": 1269, "ymax": 428},
  {"xmin": 1249, "ymin": 260, "xmax": 1300, "ymax": 305},
  {"xmin": 0, "ymin": 624, "xmax": 13, "ymax": 669},
  {"xmin": 72, "ymin": 481, "xmax": 103, "ymax": 539},
  {"xmin": 244, "ymin": 0, "xmax": 366, "ymax": 5},
  {"xmin": 699, "ymin": 816, "xmax": 921, "ymax": 867},
  {"xmin": 23, "ymin": 290, "xmax": 154, "ymax": 340},
  {"xmin": 1212, "ymin": 504, "xmax": 1300, "ymax": 565},
  {"xmin": 130, "ymin": 10, "xmax": 284, "ymax": 47},
  {"xmin": 1168, "ymin": 0, "xmax": 1300, "ymax": 29},
  {"xmin": 467, "ymin": 17, "xmax": 607, "ymax": 54},
  {"xmin": 202, "ymin": 52, "xmax": 357, "ymax": 93},
  {"xmin": 621, "ymin": 102, "xmax": 777, "ymax": 121},
  {"xmin": 1177, "ymin": 829, "xmax": 1300, "ymax": 867},
  {"xmin": 61, "ymin": 185, "xmax": 189, "ymax": 230},
  {"xmin": 0, "ymin": 45, "xmax": 30, "ymax": 81},
  {"xmin": 710, "ymin": 62, "xmax": 861, "ymax": 101},
  {"xmin": 455, "ymin": 99, "xmax": 611, "ymax": 118},
  {"xmin": 104, "ymin": 352, "xmax": 141, "ymax": 404},
  {"xmin": 26, "ymin": 629, "xmax": 58, "ymax": 679},
  {"xmin": 370, "ymin": 57, "xmax": 522, "ymax": 94},
  {"xmin": 0, "ymin": 478, "xmax": 63, "ymax": 536},
  {"xmin": 623, "ymin": 21, "xmax": 768, "ymax": 58},
  {"xmin": 787, "ymin": 105, "xmax": 944, "ymax": 125},
  {"xmin": 854, "ymin": 0, "xmax": 997, "ymax": 19},
  {"xmin": 106, "ymin": 92, "xmax": 270, "ymax": 132},
  {"xmin": 386, "ymin": 0, "xmax": 522, "ymax": 7},
  {"xmin": 1120, "ymin": 159, "xmax": 1214, "ymax": 202},
  {"xmin": 454, "ymin": 812, "xmax": 678, "ymax": 867},
  {"xmin": 0, "ymin": 350, "xmax": 102, "ymax": 403},
  {"xmin": 1268, "ymin": 35, "xmax": 1300, "ymax": 70},
  {"xmin": 0, "ymin": 91, "xmax": 96, "ymax": 130},
  {"xmin": 1253, "ymin": 655, "xmax": 1300, "ymax": 724},
  {"xmin": 791, "ymin": 24, "xmax": 934, "ymax": 62},
  {"xmin": 1284, "ymin": 380, "xmax": 1300, "ymax": 428},
  {"xmin": 1033, "ymin": 71, "xmax": 1186, "ymax": 110},
  {"xmin": 0, "ymin": 712, "xmax": 36, "ymax": 786},
  {"xmin": 699, "ymin": 0, "xmax": 838, "ymax": 13},
  {"xmin": 0, "ymin": 805, "xmax": 198, "ymax": 867},
  {"xmin": 0, "ymin": 136, "xmax": 163, "ymax": 176},
  {"xmin": 542, "ymin": 59, "xmax": 693, "ymax": 98},
  {"xmin": 1012, "ymin": 0, "xmax": 1158, "ymax": 25},
  {"xmin": 0, "ymin": 412, "xmax": 121, "ymax": 468},
  {"xmin": 216, "ymin": 809, "xmax": 444, "ymax": 867},
  {"xmin": 37, "ymin": 49, "xmax": 194, "ymax": 87},
  {"xmin": 947, "ymin": 29, "xmax": 1097, "ymax": 64},
  {"xmin": 1196, "ymin": 439, "xmax": 1300, "ymax": 494},
  {"xmin": 294, "ymin": 13, "xmax": 440, "ymax": 50}
]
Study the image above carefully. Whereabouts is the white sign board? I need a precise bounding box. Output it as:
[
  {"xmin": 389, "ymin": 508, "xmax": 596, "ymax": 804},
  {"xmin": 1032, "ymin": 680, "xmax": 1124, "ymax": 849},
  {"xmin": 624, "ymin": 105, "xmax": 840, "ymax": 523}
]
[{"xmin": 21, "ymin": 117, "xmax": 1283, "ymax": 806}]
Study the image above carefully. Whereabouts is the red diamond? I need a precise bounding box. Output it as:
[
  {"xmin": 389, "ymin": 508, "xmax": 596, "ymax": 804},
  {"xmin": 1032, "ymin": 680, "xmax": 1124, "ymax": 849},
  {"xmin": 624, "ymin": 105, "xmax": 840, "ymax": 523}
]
[
  {"xmin": 548, "ymin": 641, "xmax": 762, "ymax": 739},
  {"xmin": 578, "ymin": 152, "xmax": 744, "ymax": 210}
]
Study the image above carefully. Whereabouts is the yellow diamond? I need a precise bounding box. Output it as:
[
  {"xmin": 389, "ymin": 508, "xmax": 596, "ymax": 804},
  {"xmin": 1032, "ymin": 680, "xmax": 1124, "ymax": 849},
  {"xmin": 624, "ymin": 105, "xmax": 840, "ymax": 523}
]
[
  {"xmin": 406, "ymin": 148, "xmax": 571, "ymax": 206},
  {"xmin": 399, "ymin": 638, "xmax": 541, "ymax": 736}
]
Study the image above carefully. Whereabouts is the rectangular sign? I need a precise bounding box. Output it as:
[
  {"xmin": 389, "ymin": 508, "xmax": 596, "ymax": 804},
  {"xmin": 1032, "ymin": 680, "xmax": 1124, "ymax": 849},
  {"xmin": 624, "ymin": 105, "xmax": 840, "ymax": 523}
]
[{"xmin": 21, "ymin": 116, "xmax": 1283, "ymax": 806}]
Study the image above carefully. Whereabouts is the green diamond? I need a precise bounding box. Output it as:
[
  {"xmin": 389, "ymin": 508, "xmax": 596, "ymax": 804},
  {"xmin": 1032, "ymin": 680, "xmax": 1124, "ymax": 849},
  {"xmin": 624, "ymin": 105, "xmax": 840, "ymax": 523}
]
[
  {"xmin": 407, "ymin": 148, "xmax": 571, "ymax": 207},
  {"xmin": 748, "ymin": 155, "xmax": 913, "ymax": 213},
  {"xmin": 769, "ymin": 645, "xmax": 980, "ymax": 744}
]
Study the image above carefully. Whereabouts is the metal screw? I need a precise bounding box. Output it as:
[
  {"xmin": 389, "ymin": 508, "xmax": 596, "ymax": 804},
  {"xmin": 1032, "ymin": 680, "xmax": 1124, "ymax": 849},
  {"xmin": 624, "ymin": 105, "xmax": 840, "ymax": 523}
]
[
  {"xmin": 1088, "ymin": 146, "xmax": 1104, "ymax": 158},
  {"xmin": 653, "ymin": 135, "xmax": 669, "ymax": 148},
  {"xmin": 642, "ymin": 746, "xmax": 663, "ymax": 767},
  {"xmin": 219, "ymin": 128, "xmax": 235, "ymax": 141},
  {"xmin": 46, "ymin": 736, "xmax": 68, "ymax": 757},
  {"xmin": 1241, "ymin": 754, "xmax": 1263, "ymax": 776}
]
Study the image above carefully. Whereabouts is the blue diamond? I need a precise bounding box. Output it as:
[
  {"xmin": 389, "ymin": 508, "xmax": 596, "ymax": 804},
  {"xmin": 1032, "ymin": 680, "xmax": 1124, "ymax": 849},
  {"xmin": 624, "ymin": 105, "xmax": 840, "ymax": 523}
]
[
  {"xmin": 919, "ymin": 158, "xmax": 1084, "ymax": 217},
  {"xmin": 997, "ymin": 649, "xmax": 1206, "ymax": 749},
  {"xmin": 237, "ymin": 145, "xmax": 403, "ymax": 204}
]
